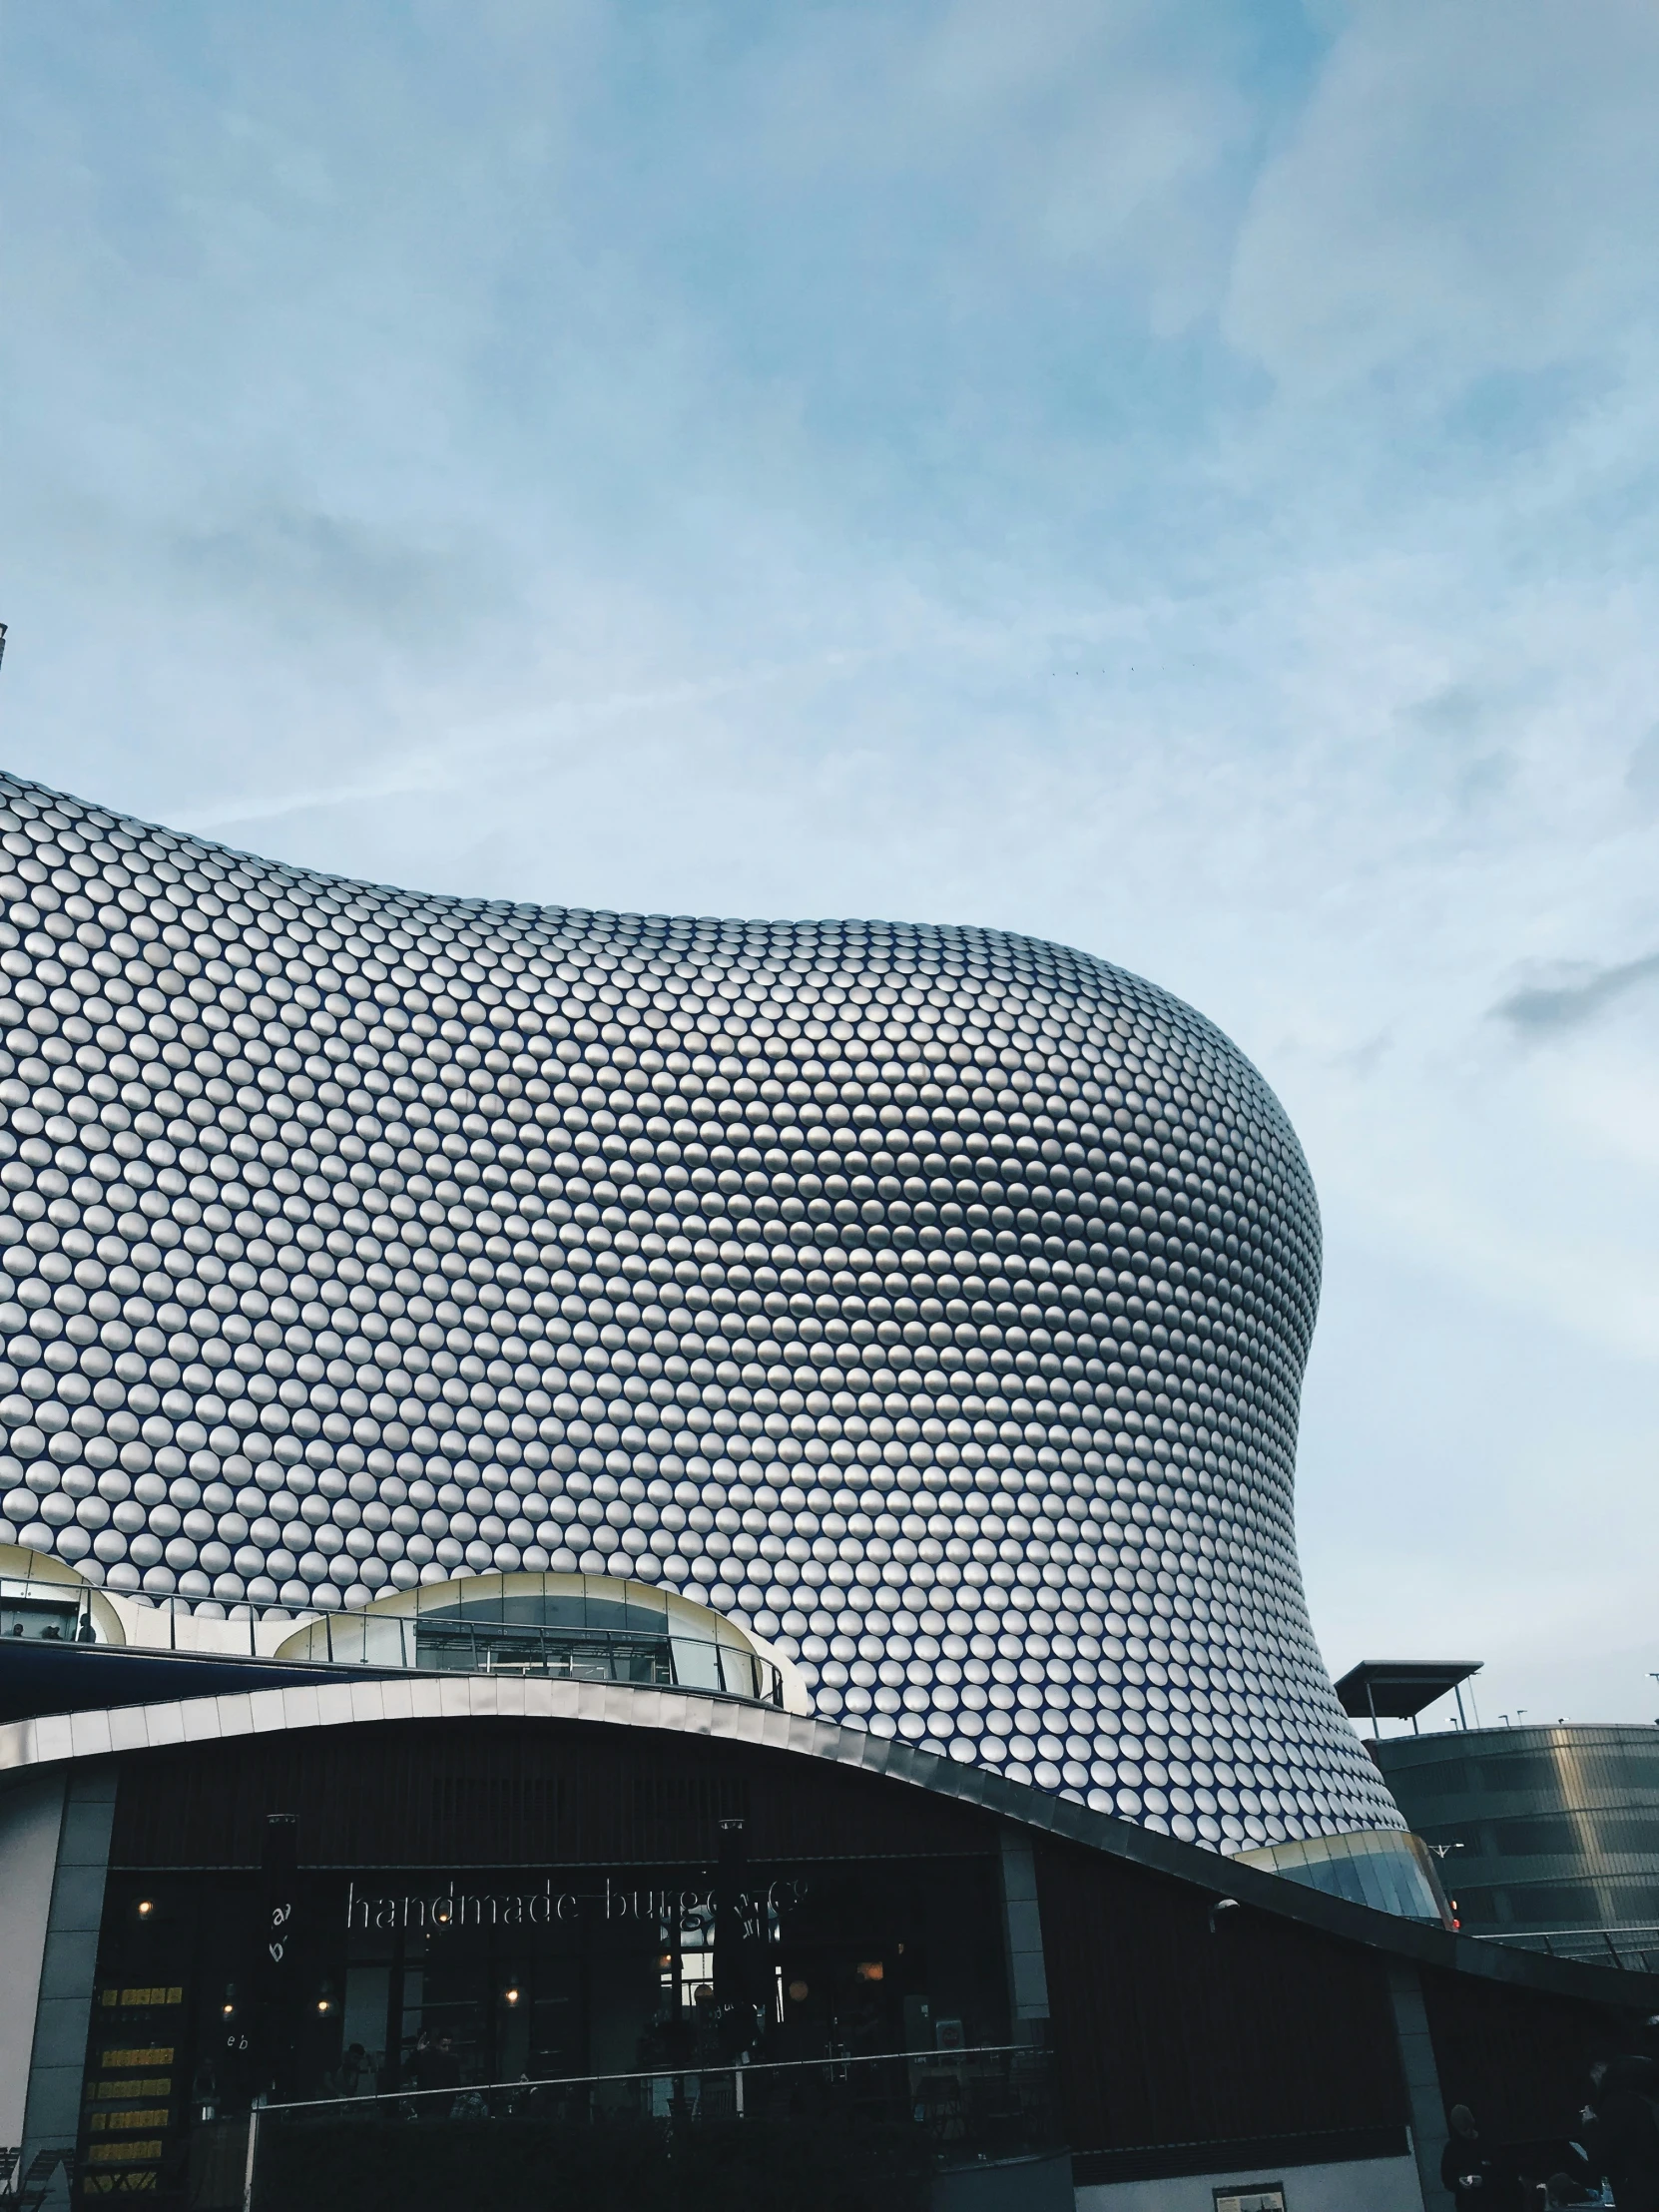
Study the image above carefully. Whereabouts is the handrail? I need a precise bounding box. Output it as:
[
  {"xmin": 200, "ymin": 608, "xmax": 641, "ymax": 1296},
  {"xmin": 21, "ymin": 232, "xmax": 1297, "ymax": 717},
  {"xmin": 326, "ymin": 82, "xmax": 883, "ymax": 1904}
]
[
  {"xmin": 261, "ymin": 2041, "xmax": 1044, "ymax": 2117},
  {"xmin": 1469, "ymin": 1922, "xmax": 1659, "ymax": 1941},
  {"xmin": 308, "ymin": 1610, "xmax": 786, "ymax": 1706},
  {"xmin": 7, "ymin": 1634, "xmax": 787, "ymax": 1715},
  {"xmin": 1467, "ymin": 1923, "xmax": 1659, "ymax": 1969}
]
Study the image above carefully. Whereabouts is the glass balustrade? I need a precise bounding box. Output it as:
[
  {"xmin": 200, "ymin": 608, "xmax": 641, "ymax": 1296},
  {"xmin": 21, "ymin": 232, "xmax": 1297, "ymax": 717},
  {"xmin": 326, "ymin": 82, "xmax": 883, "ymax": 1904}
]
[{"xmin": 240, "ymin": 2045, "xmax": 1061, "ymax": 2212}]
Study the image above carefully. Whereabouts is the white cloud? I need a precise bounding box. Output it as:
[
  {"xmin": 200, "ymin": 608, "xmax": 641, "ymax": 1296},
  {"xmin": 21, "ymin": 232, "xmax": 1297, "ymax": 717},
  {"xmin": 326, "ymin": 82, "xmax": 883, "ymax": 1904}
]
[{"xmin": 3, "ymin": 0, "xmax": 1659, "ymax": 1723}]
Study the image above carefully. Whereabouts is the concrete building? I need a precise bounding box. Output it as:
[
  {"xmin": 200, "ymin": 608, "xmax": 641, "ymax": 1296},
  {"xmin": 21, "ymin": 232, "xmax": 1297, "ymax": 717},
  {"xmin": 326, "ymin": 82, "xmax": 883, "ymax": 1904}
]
[{"xmin": 1381, "ymin": 1725, "xmax": 1659, "ymax": 1954}]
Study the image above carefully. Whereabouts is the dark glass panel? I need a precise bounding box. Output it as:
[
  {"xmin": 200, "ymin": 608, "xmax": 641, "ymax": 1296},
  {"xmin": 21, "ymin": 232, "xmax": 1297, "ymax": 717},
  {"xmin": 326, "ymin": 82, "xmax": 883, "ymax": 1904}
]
[
  {"xmin": 1493, "ymin": 1816, "xmax": 1581, "ymax": 1858},
  {"xmin": 1446, "ymin": 1886, "xmax": 1501, "ymax": 1925},
  {"xmin": 1476, "ymin": 1755, "xmax": 1563, "ymax": 1796},
  {"xmin": 1388, "ymin": 1758, "xmax": 1470, "ymax": 1800},
  {"xmin": 1503, "ymin": 1883, "xmax": 1600, "ymax": 1924},
  {"xmin": 1592, "ymin": 1814, "xmax": 1659, "ymax": 1856}
]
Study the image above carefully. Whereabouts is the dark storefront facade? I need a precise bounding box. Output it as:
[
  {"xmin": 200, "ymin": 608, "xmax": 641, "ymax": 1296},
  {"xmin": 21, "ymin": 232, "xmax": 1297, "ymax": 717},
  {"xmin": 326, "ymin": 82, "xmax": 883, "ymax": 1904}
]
[
  {"xmin": 93, "ymin": 1720, "xmax": 1015, "ymax": 2165},
  {"xmin": 7, "ymin": 1667, "xmax": 1659, "ymax": 2212}
]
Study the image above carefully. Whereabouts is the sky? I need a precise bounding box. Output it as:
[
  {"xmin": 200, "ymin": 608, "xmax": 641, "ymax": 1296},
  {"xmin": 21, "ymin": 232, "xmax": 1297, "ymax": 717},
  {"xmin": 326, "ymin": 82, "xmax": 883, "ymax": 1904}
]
[{"xmin": 2, "ymin": 0, "xmax": 1658, "ymax": 1735}]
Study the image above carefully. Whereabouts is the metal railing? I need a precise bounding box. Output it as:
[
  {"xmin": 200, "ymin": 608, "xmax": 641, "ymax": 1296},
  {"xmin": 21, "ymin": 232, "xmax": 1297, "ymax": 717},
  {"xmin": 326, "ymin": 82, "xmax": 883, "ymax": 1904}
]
[
  {"xmin": 28, "ymin": 1595, "xmax": 786, "ymax": 1706},
  {"xmin": 304, "ymin": 1611, "xmax": 787, "ymax": 1705},
  {"xmin": 1470, "ymin": 1923, "xmax": 1659, "ymax": 1971},
  {"xmin": 72, "ymin": 1591, "xmax": 302, "ymax": 1657},
  {"xmin": 239, "ymin": 2044, "xmax": 1059, "ymax": 2212}
]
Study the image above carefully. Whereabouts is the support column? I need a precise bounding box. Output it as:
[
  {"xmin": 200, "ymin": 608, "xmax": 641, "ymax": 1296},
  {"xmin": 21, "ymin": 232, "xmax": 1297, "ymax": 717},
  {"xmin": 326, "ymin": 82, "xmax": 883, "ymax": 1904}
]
[
  {"xmin": 1388, "ymin": 1960, "xmax": 1449, "ymax": 2212},
  {"xmin": 19, "ymin": 1764, "xmax": 118, "ymax": 2192},
  {"xmin": 0, "ymin": 1774, "xmax": 69, "ymax": 2158},
  {"xmin": 997, "ymin": 1826, "xmax": 1050, "ymax": 2045}
]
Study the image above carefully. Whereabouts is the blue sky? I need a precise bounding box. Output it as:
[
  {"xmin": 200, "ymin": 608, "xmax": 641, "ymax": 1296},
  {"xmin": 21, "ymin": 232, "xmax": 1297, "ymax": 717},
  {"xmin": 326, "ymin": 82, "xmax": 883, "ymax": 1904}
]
[{"xmin": 4, "ymin": 0, "xmax": 1659, "ymax": 1730}]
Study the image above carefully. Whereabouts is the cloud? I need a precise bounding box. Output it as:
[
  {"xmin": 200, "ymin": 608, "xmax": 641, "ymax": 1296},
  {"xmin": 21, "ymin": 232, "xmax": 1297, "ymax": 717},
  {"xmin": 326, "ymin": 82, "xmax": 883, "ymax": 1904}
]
[
  {"xmin": 167, "ymin": 505, "xmax": 500, "ymax": 640},
  {"xmin": 1224, "ymin": 0, "xmax": 1659, "ymax": 390},
  {"xmin": 5, "ymin": 0, "xmax": 1659, "ymax": 1723},
  {"xmin": 1492, "ymin": 953, "xmax": 1659, "ymax": 1035}
]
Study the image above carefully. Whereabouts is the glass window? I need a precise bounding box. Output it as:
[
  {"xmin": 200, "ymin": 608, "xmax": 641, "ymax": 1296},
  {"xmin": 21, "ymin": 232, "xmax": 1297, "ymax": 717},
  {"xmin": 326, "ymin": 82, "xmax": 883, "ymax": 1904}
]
[
  {"xmin": 1390, "ymin": 1758, "xmax": 1469, "ymax": 1800},
  {"xmin": 1477, "ymin": 1755, "xmax": 1562, "ymax": 1796},
  {"xmin": 672, "ymin": 1639, "xmax": 723, "ymax": 1695},
  {"xmin": 1493, "ymin": 1816, "xmax": 1580, "ymax": 1858}
]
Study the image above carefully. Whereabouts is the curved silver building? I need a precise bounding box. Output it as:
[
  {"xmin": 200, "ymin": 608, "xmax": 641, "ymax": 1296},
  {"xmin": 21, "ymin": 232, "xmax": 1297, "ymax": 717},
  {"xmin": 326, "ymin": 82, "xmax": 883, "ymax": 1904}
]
[{"xmin": 0, "ymin": 768, "xmax": 1400, "ymax": 1850}]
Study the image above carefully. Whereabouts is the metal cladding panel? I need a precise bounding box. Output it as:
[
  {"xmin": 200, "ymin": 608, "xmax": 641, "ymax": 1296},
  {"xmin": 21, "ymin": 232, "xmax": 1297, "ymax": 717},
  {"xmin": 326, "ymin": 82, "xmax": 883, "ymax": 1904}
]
[
  {"xmin": 1381, "ymin": 1725, "xmax": 1659, "ymax": 1930},
  {"xmin": 1033, "ymin": 1830, "xmax": 1407, "ymax": 2160},
  {"xmin": 0, "ymin": 768, "xmax": 1399, "ymax": 1849}
]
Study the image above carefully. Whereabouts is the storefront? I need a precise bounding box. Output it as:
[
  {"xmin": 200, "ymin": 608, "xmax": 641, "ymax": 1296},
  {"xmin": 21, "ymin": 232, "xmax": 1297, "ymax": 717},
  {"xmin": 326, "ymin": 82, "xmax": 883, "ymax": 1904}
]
[
  {"xmin": 68, "ymin": 1713, "xmax": 1018, "ymax": 2202},
  {"xmin": 8, "ymin": 1650, "xmax": 1659, "ymax": 2212},
  {"xmin": 93, "ymin": 1825, "xmax": 1007, "ymax": 2122}
]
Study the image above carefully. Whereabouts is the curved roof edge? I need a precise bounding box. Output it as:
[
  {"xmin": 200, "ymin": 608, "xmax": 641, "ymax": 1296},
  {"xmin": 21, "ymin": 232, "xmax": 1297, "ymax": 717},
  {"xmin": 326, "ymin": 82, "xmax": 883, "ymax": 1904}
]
[{"xmin": 0, "ymin": 1675, "xmax": 1651, "ymax": 2012}]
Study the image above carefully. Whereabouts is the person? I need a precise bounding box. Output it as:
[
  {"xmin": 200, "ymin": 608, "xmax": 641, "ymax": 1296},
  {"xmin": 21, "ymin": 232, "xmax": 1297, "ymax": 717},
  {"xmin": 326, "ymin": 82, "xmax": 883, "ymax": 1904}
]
[
  {"xmin": 1442, "ymin": 2106, "xmax": 1525, "ymax": 2212},
  {"xmin": 407, "ymin": 2029, "xmax": 463, "ymax": 2115},
  {"xmin": 191, "ymin": 2056, "xmax": 219, "ymax": 2124},
  {"xmin": 335, "ymin": 2042, "xmax": 370, "ymax": 2097},
  {"xmin": 1543, "ymin": 2172, "xmax": 1598, "ymax": 2208},
  {"xmin": 1580, "ymin": 2056, "xmax": 1659, "ymax": 2212}
]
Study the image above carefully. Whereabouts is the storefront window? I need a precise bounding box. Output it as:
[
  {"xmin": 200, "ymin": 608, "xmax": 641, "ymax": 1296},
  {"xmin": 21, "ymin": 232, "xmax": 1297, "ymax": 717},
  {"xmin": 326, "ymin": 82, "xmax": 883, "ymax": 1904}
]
[{"xmin": 82, "ymin": 1847, "xmax": 1008, "ymax": 2198}]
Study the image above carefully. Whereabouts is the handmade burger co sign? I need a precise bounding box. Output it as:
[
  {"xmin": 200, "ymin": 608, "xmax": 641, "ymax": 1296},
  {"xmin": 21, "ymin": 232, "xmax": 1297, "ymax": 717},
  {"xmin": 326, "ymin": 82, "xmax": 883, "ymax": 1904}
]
[{"xmin": 345, "ymin": 1877, "xmax": 803, "ymax": 1933}]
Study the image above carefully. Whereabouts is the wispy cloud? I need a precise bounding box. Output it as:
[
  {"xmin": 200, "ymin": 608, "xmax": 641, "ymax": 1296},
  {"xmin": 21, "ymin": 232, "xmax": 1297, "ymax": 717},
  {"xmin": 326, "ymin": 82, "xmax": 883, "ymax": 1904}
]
[
  {"xmin": 1493, "ymin": 952, "xmax": 1659, "ymax": 1035},
  {"xmin": 2, "ymin": 0, "xmax": 1659, "ymax": 1726}
]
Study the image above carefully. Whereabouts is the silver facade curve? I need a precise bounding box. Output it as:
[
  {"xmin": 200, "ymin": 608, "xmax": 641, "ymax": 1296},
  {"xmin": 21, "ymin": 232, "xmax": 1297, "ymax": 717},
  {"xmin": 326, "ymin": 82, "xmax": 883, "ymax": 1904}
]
[{"xmin": 0, "ymin": 768, "xmax": 1400, "ymax": 1851}]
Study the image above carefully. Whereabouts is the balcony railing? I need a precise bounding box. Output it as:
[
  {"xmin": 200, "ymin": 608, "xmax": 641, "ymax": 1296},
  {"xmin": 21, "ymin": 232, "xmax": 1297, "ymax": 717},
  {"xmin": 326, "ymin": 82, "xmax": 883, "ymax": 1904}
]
[
  {"xmin": 1470, "ymin": 1923, "xmax": 1659, "ymax": 1971},
  {"xmin": 296, "ymin": 1610, "xmax": 787, "ymax": 1705},
  {"xmin": 238, "ymin": 2044, "xmax": 1061, "ymax": 2212}
]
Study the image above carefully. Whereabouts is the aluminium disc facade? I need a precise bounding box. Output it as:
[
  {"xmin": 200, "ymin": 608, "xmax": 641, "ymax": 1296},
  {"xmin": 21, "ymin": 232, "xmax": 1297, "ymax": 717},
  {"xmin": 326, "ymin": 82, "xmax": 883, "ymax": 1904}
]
[{"xmin": 0, "ymin": 769, "xmax": 1400, "ymax": 1851}]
